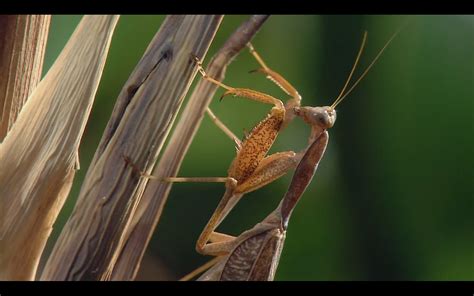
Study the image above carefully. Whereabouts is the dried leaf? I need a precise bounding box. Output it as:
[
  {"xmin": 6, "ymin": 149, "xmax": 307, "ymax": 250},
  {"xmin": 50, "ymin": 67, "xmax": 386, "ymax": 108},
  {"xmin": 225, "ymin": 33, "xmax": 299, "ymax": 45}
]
[{"xmin": 0, "ymin": 15, "xmax": 120, "ymax": 280}]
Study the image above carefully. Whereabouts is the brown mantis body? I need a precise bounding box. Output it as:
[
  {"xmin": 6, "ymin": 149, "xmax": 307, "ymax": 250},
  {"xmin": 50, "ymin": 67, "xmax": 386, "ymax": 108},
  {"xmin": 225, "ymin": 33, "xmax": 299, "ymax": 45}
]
[
  {"xmin": 180, "ymin": 49, "xmax": 337, "ymax": 278},
  {"xmin": 143, "ymin": 28, "xmax": 402, "ymax": 280},
  {"xmin": 196, "ymin": 131, "xmax": 329, "ymax": 280}
]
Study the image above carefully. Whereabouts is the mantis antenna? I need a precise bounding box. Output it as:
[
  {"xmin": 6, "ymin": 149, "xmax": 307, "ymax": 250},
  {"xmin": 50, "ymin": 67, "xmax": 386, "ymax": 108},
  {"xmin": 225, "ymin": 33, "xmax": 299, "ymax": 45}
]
[
  {"xmin": 330, "ymin": 31, "xmax": 368, "ymax": 111},
  {"xmin": 331, "ymin": 25, "xmax": 405, "ymax": 110}
]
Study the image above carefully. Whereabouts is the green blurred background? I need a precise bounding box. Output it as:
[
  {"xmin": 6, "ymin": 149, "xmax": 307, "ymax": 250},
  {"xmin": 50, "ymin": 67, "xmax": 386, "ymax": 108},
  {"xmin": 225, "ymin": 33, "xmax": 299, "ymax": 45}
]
[{"xmin": 39, "ymin": 15, "xmax": 473, "ymax": 280}]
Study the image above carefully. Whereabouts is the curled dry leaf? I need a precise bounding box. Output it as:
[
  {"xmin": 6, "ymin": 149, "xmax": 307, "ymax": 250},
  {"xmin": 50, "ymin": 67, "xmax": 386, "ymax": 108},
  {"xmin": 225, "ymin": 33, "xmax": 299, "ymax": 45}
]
[{"xmin": 0, "ymin": 15, "xmax": 120, "ymax": 280}]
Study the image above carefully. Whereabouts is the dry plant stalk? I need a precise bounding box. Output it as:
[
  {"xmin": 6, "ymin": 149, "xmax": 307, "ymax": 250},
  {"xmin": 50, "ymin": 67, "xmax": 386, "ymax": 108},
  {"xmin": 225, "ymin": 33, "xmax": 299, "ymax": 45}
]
[
  {"xmin": 0, "ymin": 15, "xmax": 51, "ymax": 141},
  {"xmin": 109, "ymin": 15, "xmax": 270, "ymax": 281},
  {"xmin": 41, "ymin": 15, "xmax": 223, "ymax": 281},
  {"xmin": 0, "ymin": 15, "xmax": 119, "ymax": 280}
]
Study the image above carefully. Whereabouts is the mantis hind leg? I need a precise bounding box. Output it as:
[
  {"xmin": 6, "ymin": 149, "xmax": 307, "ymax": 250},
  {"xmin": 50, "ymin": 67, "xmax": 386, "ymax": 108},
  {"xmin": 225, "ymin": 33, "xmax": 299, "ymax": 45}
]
[
  {"xmin": 196, "ymin": 179, "xmax": 243, "ymax": 257},
  {"xmin": 122, "ymin": 156, "xmax": 231, "ymax": 183}
]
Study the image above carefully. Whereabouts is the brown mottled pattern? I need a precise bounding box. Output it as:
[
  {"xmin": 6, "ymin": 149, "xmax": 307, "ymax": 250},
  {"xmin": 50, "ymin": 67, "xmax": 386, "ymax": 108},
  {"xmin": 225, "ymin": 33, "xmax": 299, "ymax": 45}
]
[
  {"xmin": 220, "ymin": 231, "xmax": 268, "ymax": 281},
  {"xmin": 249, "ymin": 230, "xmax": 284, "ymax": 281},
  {"xmin": 229, "ymin": 109, "xmax": 284, "ymax": 182}
]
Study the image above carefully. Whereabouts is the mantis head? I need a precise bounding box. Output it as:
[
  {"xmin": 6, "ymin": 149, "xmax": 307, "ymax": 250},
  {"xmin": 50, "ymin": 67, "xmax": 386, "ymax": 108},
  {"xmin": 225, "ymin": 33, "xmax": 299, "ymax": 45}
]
[
  {"xmin": 293, "ymin": 106, "xmax": 336, "ymax": 130},
  {"xmin": 291, "ymin": 31, "xmax": 366, "ymax": 132}
]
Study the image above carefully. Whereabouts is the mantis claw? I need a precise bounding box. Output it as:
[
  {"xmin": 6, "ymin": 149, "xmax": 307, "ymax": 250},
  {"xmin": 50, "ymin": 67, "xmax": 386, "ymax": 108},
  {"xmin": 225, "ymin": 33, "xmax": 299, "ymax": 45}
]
[
  {"xmin": 219, "ymin": 90, "xmax": 234, "ymax": 101},
  {"xmin": 248, "ymin": 68, "xmax": 263, "ymax": 74}
]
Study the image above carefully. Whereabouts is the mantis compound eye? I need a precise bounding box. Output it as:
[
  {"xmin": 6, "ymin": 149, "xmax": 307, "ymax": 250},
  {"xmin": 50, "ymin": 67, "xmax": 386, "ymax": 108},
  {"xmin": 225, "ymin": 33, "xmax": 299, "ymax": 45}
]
[
  {"xmin": 318, "ymin": 114, "xmax": 327, "ymax": 125},
  {"xmin": 293, "ymin": 106, "xmax": 333, "ymax": 128}
]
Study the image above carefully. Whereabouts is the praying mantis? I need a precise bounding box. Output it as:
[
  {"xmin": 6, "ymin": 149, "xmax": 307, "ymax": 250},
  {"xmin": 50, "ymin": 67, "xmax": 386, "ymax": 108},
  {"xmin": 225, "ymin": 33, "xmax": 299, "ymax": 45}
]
[
  {"xmin": 131, "ymin": 27, "xmax": 402, "ymax": 280},
  {"xmin": 194, "ymin": 125, "xmax": 329, "ymax": 281}
]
